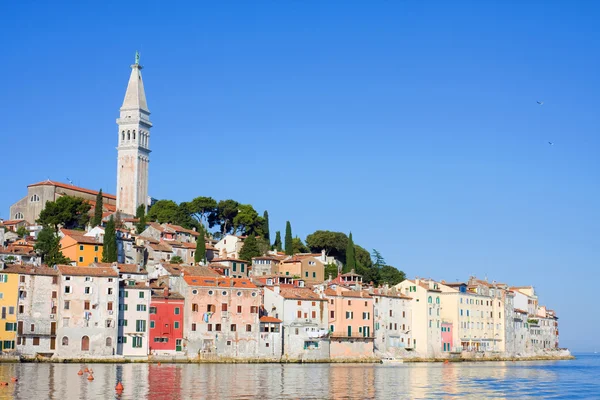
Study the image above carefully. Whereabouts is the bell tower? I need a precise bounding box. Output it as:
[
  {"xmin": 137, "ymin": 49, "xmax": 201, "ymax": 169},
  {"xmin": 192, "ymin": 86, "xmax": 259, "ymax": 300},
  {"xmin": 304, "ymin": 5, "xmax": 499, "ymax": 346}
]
[{"xmin": 116, "ymin": 52, "xmax": 152, "ymax": 216}]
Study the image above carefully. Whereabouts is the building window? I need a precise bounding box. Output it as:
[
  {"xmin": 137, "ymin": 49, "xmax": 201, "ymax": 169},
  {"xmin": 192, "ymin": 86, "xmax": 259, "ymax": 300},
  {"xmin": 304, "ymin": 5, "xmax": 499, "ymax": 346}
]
[
  {"xmin": 215, "ymin": 324, "xmax": 222, "ymax": 331},
  {"xmin": 192, "ymin": 304, "xmax": 199, "ymax": 312},
  {"xmin": 139, "ymin": 292, "xmax": 145, "ymax": 298},
  {"xmin": 132, "ymin": 337, "xmax": 143, "ymax": 348},
  {"xmin": 231, "ymin": 324, "xmax": 237, "ymax": 332},
  {"xmin": 81, "ymin": 336, "xmax": 90, "ymax": 351},
  {"xmin": 137, "ymin": 305, "xmax": 146, "ymax": 312},
  {"xmin": 246, "ymin": 324, "xmax": 252, "ymax": 332},
  {"xmin": 149, "ymin": 307, "xmax": 157, "ymax": 314},
  {"xmin": 85, "ymin": 287, "xmax": 92, "ymax": 294},
  {"xmin": 150, "ymin": 321, "xmax": 155, "ymax": 329},
  {"xmin": 136, "ymin": 320, "xmax": 146, "ymax": 332},
  {"xmin": 84, "ymin": 301, "xmax": 90, "ymax": 310},
  {"xmin": 79, "ymin": 257, "xmax": 84, "ymax": 263},
  {"xmin": 174, "ymin": 307, "xmax": 180, "ymax": 315},
  {"xmin": 14, "ymin": 212, "xmax": 24, "ymax": 219},
  {"xmin": 237, "ymin": 306, "xmax": 242, "ymax": 313},
  {"xmin": 62, "ymin": 337, "xmax": 69, "ymax": 346},
  {"xmin": 192, "ymin": 323, "xmax": 197, "ymax": 331},
  {"xmin": 107, "ymin": 302, "xmax": 113, "ymax": 311},
  {"xmin": 30, "ymin": 194, "xmax": 40, "ymax": 202}
]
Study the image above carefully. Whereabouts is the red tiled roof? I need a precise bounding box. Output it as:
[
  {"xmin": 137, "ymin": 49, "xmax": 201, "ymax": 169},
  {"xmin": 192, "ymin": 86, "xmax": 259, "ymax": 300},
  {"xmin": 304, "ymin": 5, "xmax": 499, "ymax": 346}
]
[
  {"xmin": 2, "ymin": 265, "xmax": 59, "ymax": 276},
  {"xmin": 183, "ymin": 276, "xmax": 257, "ymax": 288},
  {"xmin": 91, "ymin": 262, "xmax": 147, "ymax": 274},
  {"xmin": 163, "ymin": 224, "xmax": 200, "ymax": 236},
  {"xmin": 514, "ymin": 308, "xmax": 528, "ymax": 314},
  {"xmin": 57, "ymin": 265, "xmax": 119, "ymax": 277},
  {"xmin": 260, "ymin": 316, "xmax": 282, "ymax": 323},
  {"xmin": 277, "ymin": 288, "xmax": 325, "ymax": 301},
  {"xmin": 212, "ymin": 258, "xmax": 250, "ymax": 263},
  {"xmin": 61, "ymin": 232, "xmax": 102, "ymax": 245},
  {"xmin": 324, "ymin": 289, "xmax": 370, "ymax": 298},
  {"xmin": 1, "ymin": 219, "xmax": 25, "ymax": 226},
  {"xmin": 28, "ymin": 180, "xmax": 116, "ymax": 200}
]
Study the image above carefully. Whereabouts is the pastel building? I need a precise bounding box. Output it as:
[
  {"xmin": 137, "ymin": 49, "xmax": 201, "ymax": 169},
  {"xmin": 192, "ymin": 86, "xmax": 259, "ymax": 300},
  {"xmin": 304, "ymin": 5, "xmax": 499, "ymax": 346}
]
[
  {"xmin": 396, "ymin": 279, "xmax": 443, "ymax": 357},
  {"xmin": 323, "ymin": 286, "xmax": 374, "ymax": 358},
  {"xmin": 371, "ymin": 286, "xmax": 413, "ymax": 356},
  {"xmin": 55, "ymin": 265, "xmax": 119, "ymax": 358},
  {"xmin": 278, "ymin": 254, "xmax": 325, "ymax": 283},
  {"xmin": 117, "ymin": 279, "xmax": 151, "ymax": 357},
  {"xmin": 263, "ymin": 287, "xmax": 330, "ymax": 360},
  {"xmin": 0, "ymin": 265, "xmax": 19, "ymax": 352},
  {"xmin": 59, "ymin": 229, "xmax": 103, "ymax": 266},
  {"xmin": 179, "ymin": 276, "xmax": 261, "ymax": 359}
]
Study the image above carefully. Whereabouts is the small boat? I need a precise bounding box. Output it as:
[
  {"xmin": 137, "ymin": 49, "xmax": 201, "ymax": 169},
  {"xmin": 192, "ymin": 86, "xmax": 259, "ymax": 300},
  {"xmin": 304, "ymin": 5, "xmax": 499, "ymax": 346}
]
[{"xmin": 381, "ymin": 357, "xmax": 403, "ymax": 364}]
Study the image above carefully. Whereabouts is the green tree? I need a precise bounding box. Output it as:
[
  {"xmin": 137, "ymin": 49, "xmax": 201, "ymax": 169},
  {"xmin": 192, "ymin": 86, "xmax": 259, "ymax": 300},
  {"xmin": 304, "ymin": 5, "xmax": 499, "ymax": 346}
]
[
  {"xmin": 379, "ymin": 265, "xmax": 406, "ymax": 286},
  {"xmin": 233, "ymin": 204, "xmax": 263, "ymax": 236},
  {"xmin": 239, "ymin": 234, "xmax": 261, "ymax": 261},
  {"xmin": 170, "ymin": 255, "xmax": 184, "ymax": 264},
  {"xmin": 194, "ymin": 225, "xmax": 206, "ymax": 264},
  {"xmin": 102, "ymin": 216, "xmax": 118, "ymax": 263},
  {"xmin": 292, "ymin": 237, "xmax": 309, "ymax": 254},
  {"xmin": 344, "ymin": 232, "xmax": 356, "ymax": 273},
  {"xmin": 16, "ymin": 226, "xmax": 28, "ymax": 238},
  {"xmin": 188, "ymin": 196, "xmax": 217, "ymax": 227},
  {"xmin": 35, "ymin": 226, "xmax": 70, "ymax": 266},
  {"xmin": 354, "ymin": 244, "xmax": 373, "ymax": 269},
  {"xmin": 262, "ymin": 211, "xmax": 270, "ymax": 242},
  {"xmin": 92, "ymin": 189, "xmax": 104, "ymax": 227},
  {"xmin": 208, "ymin": 199, "xmax": 239, "ymax": 235},
  {"xmin": 305, "ymin": 230, "xmax": 348, "ymax": 261},
  {"xmin": 37, "ymin": 196, "xmax": 91, "ymax": 230},
  {"xmin": 273, "ymin": 231, "xmax": 282, "ymax": 251},
  {"xmin": 371, "ymin": 249, "xmax": 386, "ymax": 268},
  {"xmin": 147, "ymin": 200, "xmax": 181, "ymax": 224},
  {"xmin": 284, "ymin": 221, "xmax": 293, "ymax": 255},
  {"xmin": 324, "ymin": 263, "xmax": 339, "ymax": 280},
  {"xmin": 135, "ymin": 204, "xmax": 147, "ymax": 234},
  {"xmin": 257, "ymin": 237, "xmax": 271, "ymax": 256}
]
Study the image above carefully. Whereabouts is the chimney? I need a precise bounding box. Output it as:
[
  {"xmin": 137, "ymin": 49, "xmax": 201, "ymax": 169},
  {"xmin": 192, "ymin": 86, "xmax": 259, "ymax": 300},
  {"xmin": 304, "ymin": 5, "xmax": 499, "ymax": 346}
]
[
  {"xmin": 163, "ymin": 286, "xmax": 169, "ymax": 298},
  {"xmin": 321, "ymin": 249, "xmax": 326, "ymax": 262},
  {"xmin": 328, "ymin": 273, "xmax": 332, "ymax": 282},
  {"xmin": 273, "ymin": 285, "xmax": 280, "ymax": 295}
]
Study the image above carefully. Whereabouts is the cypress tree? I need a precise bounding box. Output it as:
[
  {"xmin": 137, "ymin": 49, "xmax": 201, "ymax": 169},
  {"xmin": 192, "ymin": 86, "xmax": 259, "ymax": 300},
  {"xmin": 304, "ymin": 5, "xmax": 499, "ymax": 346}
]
[
  {"xmin": 344, "ymin": 231, "xmax": 356, "ymax": 273},
  {"xmin": 273, "ymin": 231, "xmax": 282, "ymax": 251},
  {"xmin": 195, "ymin": 225, "xmax": 206, "ymax": 264},
  {"xmin": 102, "ymin": 216, "xmax": 118, "ymax": 262},
  {"xmin": 284, "ymin": 221, "xmax": 293, "ymax": 255},
  {"xmin": 239, "ymin": 234, "xmax": 261, "ymax": 262},
  {"xmin": 92, "ymin": 189, "xmax": 103, "ymax": 227},
  {"xmin": 135, "ymin": 204, "xmax": 147, "ymax": 234},
  {"xmin": 262, "ymin": 210, "xmax": 270, "ymax": 242}
]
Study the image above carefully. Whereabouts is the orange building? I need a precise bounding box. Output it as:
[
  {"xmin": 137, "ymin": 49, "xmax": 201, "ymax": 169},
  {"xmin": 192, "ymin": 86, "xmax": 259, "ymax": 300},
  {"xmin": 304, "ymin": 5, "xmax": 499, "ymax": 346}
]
[{"xmin": 59, "ymin": 230, "xmax": 103, "ymax": 266}]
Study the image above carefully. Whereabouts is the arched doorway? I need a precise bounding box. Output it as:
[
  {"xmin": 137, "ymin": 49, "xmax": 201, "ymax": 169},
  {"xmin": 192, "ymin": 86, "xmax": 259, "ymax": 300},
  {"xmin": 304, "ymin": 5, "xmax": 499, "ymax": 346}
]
[{"xmin": 81, "ymin": 336, "xmax": 90, "ymax": 351}]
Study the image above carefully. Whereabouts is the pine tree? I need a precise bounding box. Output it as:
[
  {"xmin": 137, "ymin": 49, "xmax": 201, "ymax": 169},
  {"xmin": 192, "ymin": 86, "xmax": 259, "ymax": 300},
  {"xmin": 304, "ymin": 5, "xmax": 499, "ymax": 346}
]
[
  {"xmin": 273, "ymin": 231, "xmax": 282, "ymax": 251},
  {"xmin": 284, "ymin": 221, "xmax": 293, "ymax": 255},
  {"xmin": 262, "ymin": 210, "xmax": 270, "ymax": 242},
  {"xmin": 239, "ymin": 234, "xmax": 261, "ymax": 262},
  {"xmin": 92, "ymin": 189, "xmax": 103, "ymax": 227},
  {"xmin": 102, "ymin": 216, "xmax": 118, "ymax": 263},
  {"xmin": 344, "ymin": 231, "xmax": 356, "ymax": 273},
  {"xmin": 195, "ymin": 225, "xmax": 206, "ymax": 264},
  {"xmin": 135, "ymin": 204, "xmax": 147, "ymax": 234}
]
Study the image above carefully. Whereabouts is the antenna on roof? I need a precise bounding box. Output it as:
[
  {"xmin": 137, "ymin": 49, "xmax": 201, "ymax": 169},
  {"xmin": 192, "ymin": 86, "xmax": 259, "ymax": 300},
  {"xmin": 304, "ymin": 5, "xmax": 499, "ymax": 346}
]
[{"xmin": 66, "ymin": 177, "xmax": 73, "ymax": 185}]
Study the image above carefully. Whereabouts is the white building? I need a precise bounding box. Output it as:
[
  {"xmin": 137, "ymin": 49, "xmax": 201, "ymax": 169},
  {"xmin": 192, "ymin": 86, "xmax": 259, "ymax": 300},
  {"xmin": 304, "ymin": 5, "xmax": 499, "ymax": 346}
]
[
  {"xmin": 55, "ymin": 265, "xmax": 119, "ymax": 358},
  {"xmin": 117, "ymin": 279, "xmax": 151, "ymax": 357},
  {"xmin": 371, "ymin": 286, "xmax": 413, "ymax": 356}
]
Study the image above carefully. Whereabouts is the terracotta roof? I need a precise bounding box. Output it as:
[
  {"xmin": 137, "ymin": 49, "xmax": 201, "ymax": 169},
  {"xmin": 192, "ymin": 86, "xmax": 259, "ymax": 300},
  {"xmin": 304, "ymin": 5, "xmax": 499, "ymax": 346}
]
[
  {"xmin": 28, "ymin": 180, "xmax": 116, "ymax": 200},
  {"xmin": 1, "ymin": 219, "xmax": 25, "ymax": 225},
  {"xmin": 183, "ymin": 276, "xmax": 257, "ymax": 288},
  {"xmin": 212, "ymin": 258, "xmax": 249, "ymax": 263},
  {"xmin": 148, "ymin": 242, "xmax": 172, "ymax": 252},
  {"xmin": 91, "ymin": 262, "xmax": 147, "ymax": 274},
  {"xmin": 120, "ymin": 281, "xmax": 151, "ymax": 290},
  {"xmin": 150, "ymin": 288, "xmax": 185, "ymax": 300},
  {"xmin": 57, "ymin": 265, "xmax": 119, "ymax": 277},
  {"xmin": 324, "ymin": 289, "xmax": 371, "ymax": 298},
  {"xmin": 122, "ymin": 218, "xmax": 140, "ymax": 223},
  {"xmin": 64, "ymin": 234, "xmax": 102, "ymax": 245},
  {"xmin": 514, "ymin": 308, "xmax": 528, "ymax": 314},
  {"xmin": 2, "ymin": 265, "xmax": 59, "ymax": 276},
  {"xmin": 277, "ymin": 288, "xmax": 325, "ymax": 301},
  {"xmin": 371, "ymin": 292, "xmax": 412, "ymax": 300},
  {"xmin": 260, "ymin": 316, "xmax": 282, "ymax": 323},
  {"xmin": 163, "ymin": 224, "xmax": 200, "ymax": 236},
  {"xmin": 160, "ymin": 264, "xmax": 220, "ymax": 277}
]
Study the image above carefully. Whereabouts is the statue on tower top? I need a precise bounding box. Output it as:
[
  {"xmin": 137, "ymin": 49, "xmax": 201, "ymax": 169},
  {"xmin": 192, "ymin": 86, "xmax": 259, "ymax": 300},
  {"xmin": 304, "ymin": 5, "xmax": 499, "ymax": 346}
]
[{"xmin": 135, "ymin": 51, "xmax": 140, "ymax": 65}]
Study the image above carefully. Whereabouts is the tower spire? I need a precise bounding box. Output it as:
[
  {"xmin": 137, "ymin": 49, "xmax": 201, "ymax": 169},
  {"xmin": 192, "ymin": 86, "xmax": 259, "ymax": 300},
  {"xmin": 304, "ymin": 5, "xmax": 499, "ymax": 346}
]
[{"xmin": 121, "ymin": 52, "xmax": 148, "ymax": 113}]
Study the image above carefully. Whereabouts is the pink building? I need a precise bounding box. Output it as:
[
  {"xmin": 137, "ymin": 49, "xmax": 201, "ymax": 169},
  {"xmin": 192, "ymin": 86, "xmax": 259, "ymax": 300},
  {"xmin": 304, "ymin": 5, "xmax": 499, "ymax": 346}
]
[
  {"xmin": 442, "ymin": 321, "xmax": 453, "ymax": 352},
  {"xmin": 179, "ymin": 276, "xmax": 261, "ymax": 359},
  {"xmin": 324, "ymin": 286, "xmax": 374, "ymax": 358}
]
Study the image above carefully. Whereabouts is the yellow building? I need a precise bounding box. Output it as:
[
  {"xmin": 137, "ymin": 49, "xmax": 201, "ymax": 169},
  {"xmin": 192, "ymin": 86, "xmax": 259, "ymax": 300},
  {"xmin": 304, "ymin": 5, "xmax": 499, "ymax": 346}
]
[
  {"xmin": 59, "ymin": 229, "xmax": 103, "ymax": 266},
  {"xmin": 0, "ymin": 268, "xmax": 19, "ymax": 352}
]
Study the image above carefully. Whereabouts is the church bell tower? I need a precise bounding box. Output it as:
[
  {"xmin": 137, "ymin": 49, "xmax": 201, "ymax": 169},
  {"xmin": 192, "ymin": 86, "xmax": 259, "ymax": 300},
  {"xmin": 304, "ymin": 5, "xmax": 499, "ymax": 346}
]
[{"xmin": 116, "ymin": 52, "xmax": 152, "ymax": 216}]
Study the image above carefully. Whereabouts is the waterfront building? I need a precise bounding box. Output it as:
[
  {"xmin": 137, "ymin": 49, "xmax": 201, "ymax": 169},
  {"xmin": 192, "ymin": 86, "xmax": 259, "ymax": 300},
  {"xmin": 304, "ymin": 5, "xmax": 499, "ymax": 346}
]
[
  {"xmin": 149, "ymin": 283, "xmax": 185, "ymax": 355},
  {"xmin": 396, "ymin": 279, "xmax": 443, "ymax": 357},
  {"xmin": 180, "ymin": 276, "xmax": 261, "ymax": 359},
  {"xmin": 263, "ymin": 287, "xmax": 330, "ymax": 360},
  {"xmin": 59, "ymin": 229, "xmax": 103, "ymax": 266},
  {"xmin": 55, "ymin": 265, "xmax": 119, "ymax": 358},
  {"xmin": 117, "ymin": 278, "xmax": 151, "ymax": 357},
  {"xmin": 323, "ymin": 286, "xmax": 374, "ymax": 359},
  {"xmin": 370, "ymin": 286, "xmax": 413, "ymax": 356},
  {"xmin": 116, "ymin": 52, "xmax": 152, "ymax": 216},
  {"xmin": 11, "ymin": 265, "xmax": 59, "ymax": 356},
  {"xmin": 0, "ymin": 265, "xmax": 19, "ymax": 352},
  {"xmin": 258, "ymin": 316, "xmax": 283, "ymax": 359}
]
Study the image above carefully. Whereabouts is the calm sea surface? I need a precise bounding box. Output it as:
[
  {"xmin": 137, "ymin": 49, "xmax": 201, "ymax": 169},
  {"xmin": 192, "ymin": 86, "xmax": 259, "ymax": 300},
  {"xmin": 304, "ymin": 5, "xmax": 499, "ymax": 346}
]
[{"xmin": 0, "ymin": 354, "xmax": 597, "ymax": 399}]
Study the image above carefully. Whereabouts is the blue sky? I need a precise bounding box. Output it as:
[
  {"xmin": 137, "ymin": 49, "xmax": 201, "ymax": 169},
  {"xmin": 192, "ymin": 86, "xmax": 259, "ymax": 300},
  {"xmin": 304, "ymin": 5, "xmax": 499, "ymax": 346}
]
[{"xmin": 1, "ymin": 1, "xmax": 598, "ymax": 351}]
